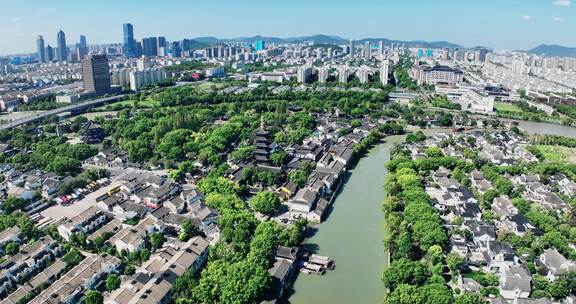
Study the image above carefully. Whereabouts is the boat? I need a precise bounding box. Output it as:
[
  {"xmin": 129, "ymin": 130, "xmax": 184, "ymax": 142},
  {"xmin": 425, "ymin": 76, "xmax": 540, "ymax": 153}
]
[
  {"xmin": 300, "ymin": 261, "xmax": 325, "ymax": 275},
  {"xmin": 309, "ymin": 254, "xmax": 336, "ymax": 270}
]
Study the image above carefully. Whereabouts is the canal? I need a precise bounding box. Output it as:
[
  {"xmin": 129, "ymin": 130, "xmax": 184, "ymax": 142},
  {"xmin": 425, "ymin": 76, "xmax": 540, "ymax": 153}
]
[
  {"xmin": 503, "ymin": 119, "xmax": 576, "ymax": 138},
  {"xmin": 288, "ymin": 135, "xmax": 405, "ymax": 304},
  {"xmin": 287, "ymin": 122, "xmax": 576, "ymax": 304}
]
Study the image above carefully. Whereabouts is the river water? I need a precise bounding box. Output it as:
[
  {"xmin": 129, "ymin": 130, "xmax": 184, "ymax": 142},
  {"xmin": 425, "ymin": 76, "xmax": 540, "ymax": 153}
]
[
  {"xmin": 288, "ymin": 122, "xmax": 576, "ymax": 304},
  {"xmin": 501, "ymin": 119, "xmax": 576, "ymax": 138},
  {"xmin": 288, "ymin": 135, "xmax": 405, "ymax": 304}
]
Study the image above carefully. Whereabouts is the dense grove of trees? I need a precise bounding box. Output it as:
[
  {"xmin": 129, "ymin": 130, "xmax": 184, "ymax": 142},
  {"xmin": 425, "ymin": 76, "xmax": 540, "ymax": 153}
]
[
  {"xmin": 393, "ymin": 59, "xmax": 419, "ymax": 91},
  {"xmin": 555, "ymin": 104, "xmax": 576, "ymax": 121},
  {"xmin": 249, "ymin": 191, "xmax": 281, "ymax": 215},
  {"xmin": 174, "ymin": 175, "xmax": 307, "ymax": 303},
  {"xmin": 0, "ymin": 134, "xmax": 97, "ymax": 175},
  {"xmin": 531, "ymin": 134, "xmax": 576, "ymax": 148}
]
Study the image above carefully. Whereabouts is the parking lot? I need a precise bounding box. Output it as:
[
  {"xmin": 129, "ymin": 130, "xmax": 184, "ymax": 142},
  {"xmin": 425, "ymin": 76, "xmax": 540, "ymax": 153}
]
[{"xmin": 40, "ymin": 181, "xmax": 121, "ymax": 221}]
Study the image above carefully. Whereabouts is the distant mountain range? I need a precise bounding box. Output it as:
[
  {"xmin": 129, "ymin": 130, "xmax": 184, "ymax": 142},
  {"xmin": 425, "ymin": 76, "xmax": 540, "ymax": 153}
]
[
  {"xmin": 527, "ymin": 44, "xmax": 576, "ymax": 58},
  {"xmin": 193, "ymin": 35, "xmax": 463, "ymax": 49}
]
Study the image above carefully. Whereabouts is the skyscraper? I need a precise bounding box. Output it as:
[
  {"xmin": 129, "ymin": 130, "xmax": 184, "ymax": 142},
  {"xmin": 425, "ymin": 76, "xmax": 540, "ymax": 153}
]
[
  {"xmin": 157, "ymin": 36, "xmax": 167, "ymax": 56},
  {"xmin": 142, "ymin": 37, "xmax": 158, "ymax": 57},
  {"xmin": 255, "ymin": 40, "xmax": 266, "ymax": 51},
  {"xmin": 46, "ymin": 45, "xmax": 54, "ymax": 62},
  {"xmin": 364, "ymin": 41, "xmax": 371, "ymax": 60},
  {"xmin": 349, "ymin": 39, "xmax": 355, "ymax": 57},
  {"xmin": 82, "ymin": 54, "xmax": 111, "ymax": 94},
  {"xmin": 181, "ymin": 39, "xmax": 191, "ymax": 51},
  {"xmin": 378, "ymin": 41, "xmax": 384, "ymax": 56},
  {"xmin": 171, "ymin": 41, "xmax": 182, "ymax": 58},
  {"xmin": 79, "ymin": 35, "xmax": 87, "ymax": 48},
  {"xmin": 36, "ymin": 35, "xmax": 46, "ymax": 63},
  {"xmin": 123, "ymin": 23, "xmax": 137, "ymax": 57},
  {"xmin": 380, "ymin": 60, "xmax": 389, "ymax": 85},
  {"xmin": 78, "ymin": 35, "xmax": 88, "ymax": 59},
  {"xmin": 56, "ymin": 30, "xmax": 68, "ymax": 62}
]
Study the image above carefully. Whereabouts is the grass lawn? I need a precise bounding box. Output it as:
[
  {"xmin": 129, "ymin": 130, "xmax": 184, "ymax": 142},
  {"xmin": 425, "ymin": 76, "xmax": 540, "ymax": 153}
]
[
  {"xmin": 494, "ymin": 102, "xmax": 523, "ymax": 113},
  {"xmin": 535, "ymin": 145, "xmax": 576, "ymax": 163},
  {"xmin": 196, "ymin": 82, "xmax": 225, "ymax": 91}
]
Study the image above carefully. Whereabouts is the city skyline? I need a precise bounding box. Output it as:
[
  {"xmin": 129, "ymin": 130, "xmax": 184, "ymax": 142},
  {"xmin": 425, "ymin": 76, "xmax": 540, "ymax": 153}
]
[{"xmin": 0, "ymin": 0, "xmax": 574, "ymax": 56}]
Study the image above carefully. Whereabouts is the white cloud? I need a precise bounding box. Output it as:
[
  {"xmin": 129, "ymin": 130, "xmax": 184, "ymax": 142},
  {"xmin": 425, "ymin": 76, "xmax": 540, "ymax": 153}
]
[
  {"xmin": 553, "ymin": 16, "xmax": 563, "ymax": 22},
  {"xmin": 553, "ymin": 0, "xmax": 571, "ymax": 6},
  {"xmin": 38, "ymin": 8, "xmax": 57, "ymax": 12},
  {"xmin": 521, "ymin": 15, "xmax": 532, "ymax": 20}
]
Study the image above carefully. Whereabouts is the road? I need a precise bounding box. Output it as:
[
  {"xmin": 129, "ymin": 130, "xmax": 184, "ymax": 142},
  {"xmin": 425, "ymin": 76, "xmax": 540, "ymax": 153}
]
[
  {"xmin": 0, "ymin": 94, "xmax": 126, "ymax": 131},
  {"xmin": 0, "ymin": 81, "xmax": 201, "ymax": 131}
]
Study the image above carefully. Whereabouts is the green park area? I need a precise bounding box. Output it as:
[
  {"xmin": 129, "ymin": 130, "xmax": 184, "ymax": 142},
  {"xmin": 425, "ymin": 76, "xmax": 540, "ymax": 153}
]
[
  {"xmin": 494, "ymin": 101, "xmax": 524, "ymax": 113},
  {"xmin": 535, "ymin": 145, "xmax": 576, "ymax": 163}
]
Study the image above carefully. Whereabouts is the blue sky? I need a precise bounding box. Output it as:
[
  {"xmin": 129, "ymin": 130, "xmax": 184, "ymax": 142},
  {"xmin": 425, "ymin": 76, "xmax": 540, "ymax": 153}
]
[{"xmin": 0, "ymin": 0, "xmax": 574, "ymax": 55}]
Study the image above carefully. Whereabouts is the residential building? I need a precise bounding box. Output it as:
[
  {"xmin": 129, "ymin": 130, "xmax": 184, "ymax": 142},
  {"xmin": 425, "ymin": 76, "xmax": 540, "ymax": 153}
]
[
  {"xmin": 380, "ymin": 60, "xmax": 389, "ymax": 85},
  {"xmin": 415, "ymin": 65, "xmax": 464, "ymax": 85}
]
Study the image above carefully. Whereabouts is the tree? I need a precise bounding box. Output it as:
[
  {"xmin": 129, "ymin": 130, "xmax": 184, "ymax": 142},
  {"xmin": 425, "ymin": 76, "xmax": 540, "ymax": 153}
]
[
  {"xmin": 84, "ymin": 290, "xmax": 103, "ymax": 304},
  {"xmin": 47, "ymin": 156, "xmax": 81, "ymax": 175},
  {"xmin": 269, "ymin": 151, "xmax": 289, "ymax": 167},
  {"xmin": 106, "ymin": 274, "xmax": 121, "ymax": 291},
  {"xmin": 447, "ymin": 252, "xmax": 465, "ymax": 275},
  {"xmin": 548, "ymin": 279, "xmax": 569, "ymax": 300},
  {"xmin": 5, "ymin": 242, "xmax": 19, "ymax": 255},
  {"xmin": 387, "ymin": 284, "xmax": 422, "ymax": 304},
  {"xmin": 178, "ymin": 220, "xmax": 200, "ymax": 241},
  {"xmin": 3, "ymin": 196, "xmax": 26, "ymax": 213},
  {"xmin": 150, "ymin": 232, "xmax": 166, "ymax": 250},
  {"xmin": 427, "ymin": 245, "xmax": 443, "ymax": 265},
  {"xmin": 288, "ymin": 169, "xmax": 308, "ymax": 188},
  {"xmin": 249, "ymin": 191, "xmax": 281, "ymax": 215},
  {"xmin": 382, "ymin": 258, "xmax": 429, "ymax": 290},
  {"xmin": 425, "ymin": 147, "xmax": 443, "ymax": 158},
  {"xmin": 455, "ymin": 292, "xmax": 488, "ymax": 304},
  {"xmin": 419, "ymin": 283, "xmax": 454, "ymax": 304},
  {"xmin": 230, "ymin": 146, "xmax": 255, "ymax": 162},
  {"xmin": 140, "ymin": 248, "xmax": 151, "ymax": 261}
]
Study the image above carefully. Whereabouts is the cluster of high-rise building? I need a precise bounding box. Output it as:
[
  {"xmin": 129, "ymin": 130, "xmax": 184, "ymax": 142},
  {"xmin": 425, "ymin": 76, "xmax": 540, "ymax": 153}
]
[
  {"xmin": 121, "ymin": 23, "xmax": 197, "ymax": 59},
  {"xmin": 36, "ymin": 30, "xmax": 89, "ymax": 64},
  {"xmin": 480, "ymin": 53, "xmax": 576, "ymax": 93},
  {"xmin": 294, "ymin": 60, "xmax": 390, "ymax": 85},
  {"xmin": 110, "ymin": 58, "xmax": 166, "ymax": 91}
]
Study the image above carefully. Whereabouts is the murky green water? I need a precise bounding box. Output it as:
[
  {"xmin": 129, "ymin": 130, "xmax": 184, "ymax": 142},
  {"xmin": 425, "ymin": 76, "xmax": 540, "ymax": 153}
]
[
  {"xmin": 288, "ymin": 122, "xmax": 576, "ymax": 304},
  {"xmin": 288, "ymin": 135, "xmax": 405, "ymax": 304}
]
